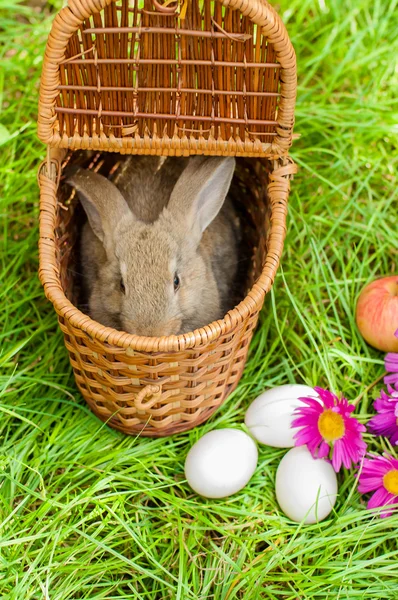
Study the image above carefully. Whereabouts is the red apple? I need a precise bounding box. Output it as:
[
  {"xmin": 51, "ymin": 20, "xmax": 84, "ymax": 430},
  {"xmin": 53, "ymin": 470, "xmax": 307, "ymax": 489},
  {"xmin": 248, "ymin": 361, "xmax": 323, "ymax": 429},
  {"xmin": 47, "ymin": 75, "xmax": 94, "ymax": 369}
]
[{"xmin": 356, "ymin": 276, "xmax": 398, "ymax": 352}]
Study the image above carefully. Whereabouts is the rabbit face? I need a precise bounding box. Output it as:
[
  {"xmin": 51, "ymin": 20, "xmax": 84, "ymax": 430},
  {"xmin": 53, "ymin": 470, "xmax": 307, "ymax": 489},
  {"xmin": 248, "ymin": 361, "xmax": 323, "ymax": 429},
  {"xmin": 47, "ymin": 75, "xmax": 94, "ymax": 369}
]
[
  {"xmin": 114, "ymin": 214, "xmax": 220, "ymax": 336},
  {"xmin": 67, "ymin": 156, "xmax": 235, "ymax": 337}
]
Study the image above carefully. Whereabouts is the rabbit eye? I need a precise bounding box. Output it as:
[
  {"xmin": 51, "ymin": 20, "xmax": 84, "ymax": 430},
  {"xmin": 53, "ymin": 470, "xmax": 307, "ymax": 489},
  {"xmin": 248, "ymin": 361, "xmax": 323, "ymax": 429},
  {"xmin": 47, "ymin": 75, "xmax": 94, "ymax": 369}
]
[
  {"xmin": 120, "ymin": 278, "xmax": 126, "ymax": 294},
  {"xmin": 173, "ymin": 273, "xmax": 180, "ymax": 292}
]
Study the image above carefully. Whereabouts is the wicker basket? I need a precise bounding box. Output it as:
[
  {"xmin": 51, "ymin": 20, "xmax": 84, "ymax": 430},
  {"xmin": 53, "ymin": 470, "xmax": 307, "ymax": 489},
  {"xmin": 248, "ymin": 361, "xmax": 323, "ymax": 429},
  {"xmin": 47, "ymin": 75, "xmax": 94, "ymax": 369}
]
[{"xmin": 37, "ymin": 0, "xmax": 297, "ymax": 437}]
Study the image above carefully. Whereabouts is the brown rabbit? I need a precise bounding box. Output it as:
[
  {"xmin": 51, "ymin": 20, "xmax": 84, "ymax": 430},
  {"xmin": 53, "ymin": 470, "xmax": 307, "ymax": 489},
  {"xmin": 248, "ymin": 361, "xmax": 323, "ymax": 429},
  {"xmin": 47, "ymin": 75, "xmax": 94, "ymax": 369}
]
[{"xmin": 67, "ymin": 156, "xmax": 240, "ymax": 336}]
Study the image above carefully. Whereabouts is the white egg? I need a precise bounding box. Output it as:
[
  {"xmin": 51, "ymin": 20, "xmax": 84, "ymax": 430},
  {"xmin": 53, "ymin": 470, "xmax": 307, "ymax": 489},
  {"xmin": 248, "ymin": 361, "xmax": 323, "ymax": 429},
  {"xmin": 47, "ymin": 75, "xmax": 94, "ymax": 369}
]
[
  {"xmin": 184, "ymin": 429, "xmax": 258, "ymax": 498},
  {"xmin": 275, "ymin": 446, "xmax": 337, "ymax": 524},
  {"xmin": 245, "ymin": 384, "xmax": 319, "ymax": 447}
]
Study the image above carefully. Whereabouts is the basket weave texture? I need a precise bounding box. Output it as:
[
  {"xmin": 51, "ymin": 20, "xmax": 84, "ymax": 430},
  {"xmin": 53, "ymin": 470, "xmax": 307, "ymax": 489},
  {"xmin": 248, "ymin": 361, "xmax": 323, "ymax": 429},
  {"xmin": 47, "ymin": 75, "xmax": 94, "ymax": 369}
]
[{"xmin": 38, "ymin": 0, "xmax": 297, "ymax": 436}]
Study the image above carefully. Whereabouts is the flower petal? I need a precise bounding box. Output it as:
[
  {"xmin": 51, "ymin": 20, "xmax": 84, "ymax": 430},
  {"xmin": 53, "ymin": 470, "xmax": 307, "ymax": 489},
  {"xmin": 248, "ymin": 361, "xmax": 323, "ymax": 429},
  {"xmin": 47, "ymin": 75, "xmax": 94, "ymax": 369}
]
[
  {"xmin": 358, "ymin": 476, "xmax": 385, "ymax": 493},
  {"xmin": 367, "ymin": 487, "xmax": 392, "ymax": 510},
  {"xmin": 332, "ymin": 440, "xmax": 343, "ymax": 472},
  {"xmin": 318, "ymin": 441, "xmax": 330, "ymax": 459},
  {"xmin": 390, "ymin": 431, "xmax": 398, "ymax": 446}
]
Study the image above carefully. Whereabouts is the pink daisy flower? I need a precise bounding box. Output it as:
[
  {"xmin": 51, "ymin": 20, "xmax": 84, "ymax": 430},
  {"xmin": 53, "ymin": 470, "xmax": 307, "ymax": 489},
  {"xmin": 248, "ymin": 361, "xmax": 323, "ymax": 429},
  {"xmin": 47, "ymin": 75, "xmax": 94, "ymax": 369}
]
[
  {"xmin": 367, "ymin": 389, "xmax": 398, "ymax": 446},
  {"xmin": 292, "ymin": 387, "xmax": 367, "ymax": 473},
  {"xmin": 358, "ymin": 453, "xmax": 398, "ymax": 518}
]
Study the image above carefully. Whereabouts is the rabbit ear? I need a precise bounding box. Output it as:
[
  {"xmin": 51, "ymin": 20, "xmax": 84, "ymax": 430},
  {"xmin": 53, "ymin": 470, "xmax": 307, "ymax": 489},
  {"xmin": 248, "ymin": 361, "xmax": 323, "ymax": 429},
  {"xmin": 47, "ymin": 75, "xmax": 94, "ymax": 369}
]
[
  {"xmin": 168, "ymin": 156, "xmax": 235, "ymax": 244},
  {"xmin": 66, "ymin": 168, "xmax": 132, "ymax": 243}
]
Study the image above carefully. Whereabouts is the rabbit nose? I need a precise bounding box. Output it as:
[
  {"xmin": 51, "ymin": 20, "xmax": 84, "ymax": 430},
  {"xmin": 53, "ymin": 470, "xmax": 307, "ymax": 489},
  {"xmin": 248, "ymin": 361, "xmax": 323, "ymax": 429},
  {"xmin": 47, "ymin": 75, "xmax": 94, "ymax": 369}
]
[{"xmin": 123, "ymin": 319, "xmax": 182, "ymax": 337}]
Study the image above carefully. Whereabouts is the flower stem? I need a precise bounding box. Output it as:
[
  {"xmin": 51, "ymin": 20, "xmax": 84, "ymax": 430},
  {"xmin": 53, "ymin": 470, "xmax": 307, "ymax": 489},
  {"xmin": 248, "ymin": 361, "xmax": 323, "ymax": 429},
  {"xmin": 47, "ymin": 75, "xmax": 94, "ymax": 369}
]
[{"xmin": 353, "ymin": 372, "xmax": 386, "ymax": 407}]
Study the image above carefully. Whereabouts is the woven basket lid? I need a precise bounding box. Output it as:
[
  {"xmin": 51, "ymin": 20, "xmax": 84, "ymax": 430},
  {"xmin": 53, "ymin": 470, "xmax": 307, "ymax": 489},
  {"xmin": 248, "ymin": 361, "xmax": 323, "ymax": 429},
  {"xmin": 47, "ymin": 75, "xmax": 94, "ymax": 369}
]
[{"xmin": 38, "ymin": 0, "xmax": 296, "ymax": 158}]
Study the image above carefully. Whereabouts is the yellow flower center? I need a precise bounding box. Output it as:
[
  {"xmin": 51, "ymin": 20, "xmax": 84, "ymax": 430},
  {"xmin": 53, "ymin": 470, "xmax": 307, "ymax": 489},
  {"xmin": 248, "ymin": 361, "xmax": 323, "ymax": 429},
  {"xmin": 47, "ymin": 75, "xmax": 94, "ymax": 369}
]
[
  {"xmin": 318, "ymin": 409, "xmax": 345, "ymax": 441},
  {"xmin": 383, "ymin": 470, "xmax": 398, "ymax": 495}
]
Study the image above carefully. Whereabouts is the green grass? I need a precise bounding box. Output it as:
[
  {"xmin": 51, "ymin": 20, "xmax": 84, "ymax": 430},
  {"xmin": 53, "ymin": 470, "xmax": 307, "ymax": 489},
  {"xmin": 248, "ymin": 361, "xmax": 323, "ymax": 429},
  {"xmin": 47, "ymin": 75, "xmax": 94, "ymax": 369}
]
[{"xmin": 1, "ymin": 0, "xmax": 398, "ymax": 597}]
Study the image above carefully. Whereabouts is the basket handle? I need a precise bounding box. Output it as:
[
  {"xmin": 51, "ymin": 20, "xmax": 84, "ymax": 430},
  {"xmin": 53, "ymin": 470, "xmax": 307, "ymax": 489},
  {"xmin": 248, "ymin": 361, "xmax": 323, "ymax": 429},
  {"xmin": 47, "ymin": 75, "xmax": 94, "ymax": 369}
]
[
  {"xmin": 152, "ymin": 0, "xmax": 178, "ymax": 14},
  {"xmin": 134, "ymin": 384, "xmax": 162, "ymax": 410}
]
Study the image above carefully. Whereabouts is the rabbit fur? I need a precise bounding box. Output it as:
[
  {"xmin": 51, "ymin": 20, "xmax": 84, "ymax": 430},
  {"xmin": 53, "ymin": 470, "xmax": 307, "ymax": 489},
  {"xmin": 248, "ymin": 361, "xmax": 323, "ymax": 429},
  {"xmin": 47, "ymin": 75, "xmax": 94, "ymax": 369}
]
[{"xmin": 67, "ymin": 155, "xmax": 240, "ymax": 337}]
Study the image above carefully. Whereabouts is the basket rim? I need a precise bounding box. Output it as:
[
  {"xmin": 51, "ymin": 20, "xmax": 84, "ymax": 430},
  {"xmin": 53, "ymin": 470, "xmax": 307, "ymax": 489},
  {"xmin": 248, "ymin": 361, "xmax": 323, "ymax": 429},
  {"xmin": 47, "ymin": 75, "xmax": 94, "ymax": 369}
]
[
  {"xmin": 38, "ymin": 150, "xmax": 296, "ymax": 352},
  {"xmin": 37, "ymin": 0, "xmax": 297, "ymax": 157}
]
